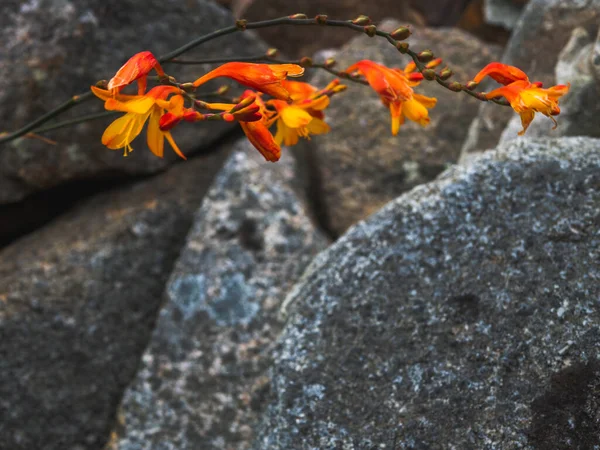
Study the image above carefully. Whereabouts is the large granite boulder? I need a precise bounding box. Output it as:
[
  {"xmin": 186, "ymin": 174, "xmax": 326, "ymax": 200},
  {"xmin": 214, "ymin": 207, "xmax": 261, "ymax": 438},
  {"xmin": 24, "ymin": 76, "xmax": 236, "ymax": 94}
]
[
  {"xmin": 116, "ymin": 146, "xmax": 328, "ymax": 450},
  {"xmin": 0, "ymin": 149, "xmax": 228, "ymax": 450},
  {"xmin": 306, "ymin": 20, "xmax": 500, "ymax": 236},
  {"xmin": 0, "ymin": 0, "xmax": 266, "ymax": 204},
  {"xmin": 256, "ymin": 137, "xmax": 600, "ymax": 449},
  {"xmin": 483, "ymin": 0, "xmax": 528, "ymax": 30},
  {"xmin": 460, "ymin": 0, "xmax": 600, "ymax": 161},
  {"xmin": 500, "ymin": 26, "xmax": 600, "ymax": 144}
]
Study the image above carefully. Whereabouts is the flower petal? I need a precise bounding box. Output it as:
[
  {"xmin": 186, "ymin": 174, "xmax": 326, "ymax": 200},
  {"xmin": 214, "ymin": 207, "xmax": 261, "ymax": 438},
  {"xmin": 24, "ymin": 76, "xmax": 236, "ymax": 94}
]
[
  {"xmin": 146, "ymin": 107, "xmax": 165, "ymax": 158},
  {"xmin": 280, "ymin": 107, "xmax": 312, "ymax": 128},
  {"xmin": 102, "ymin": 112, "xmax": 147, "ymax": 150},
  {"xmin": 472, "ymin": 62, "xmax": 530, "ymax": 85},
  {"xmin": 241, "ymin": 121, "xmax": 281, "ymax": 162},
  {"xmin": 402, "ymin": 97, "xmax": 430, "ymax": 127}
]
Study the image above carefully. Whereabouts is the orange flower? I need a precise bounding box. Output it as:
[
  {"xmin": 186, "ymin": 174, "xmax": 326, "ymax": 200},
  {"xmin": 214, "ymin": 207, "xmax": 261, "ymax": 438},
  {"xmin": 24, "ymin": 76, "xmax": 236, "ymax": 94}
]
[
  {"xmin": 471, "ymin": 62, "xmax": 569, "ymax": 134},
  {"xmin": 485, "ymin": 80, "xmax": 570, "ymax": 135},
  {"xmin": 91, "ymin": 85, "xmax": 186, "ymax": 159},
  {"xmin": 346, "ymin": 60, "xmax": 437, "ymax": 135},
  {"xmin": 107, "ymin": 51, "xmax": 165, "ymax": 95},
  {"xmin": 192, "ymin": 62, "xmax": 304, "ymax": 100}
]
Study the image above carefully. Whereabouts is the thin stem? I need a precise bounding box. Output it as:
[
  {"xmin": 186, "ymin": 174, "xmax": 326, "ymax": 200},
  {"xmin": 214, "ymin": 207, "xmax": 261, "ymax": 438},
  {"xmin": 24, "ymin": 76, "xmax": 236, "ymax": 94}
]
[
  {"xmin": 0, "ymin": 92, "xmax": 94, "ymax": 145},
  {"xmin": 32, "ymin": 111, "xmax": 120, "ymax": 134}
]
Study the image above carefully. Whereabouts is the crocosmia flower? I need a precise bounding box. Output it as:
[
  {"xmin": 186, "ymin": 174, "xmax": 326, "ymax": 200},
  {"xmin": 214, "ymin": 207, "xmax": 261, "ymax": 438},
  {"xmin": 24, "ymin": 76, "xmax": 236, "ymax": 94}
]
[
  {"xmin": 91, "ymin": 85, "xmax": 186, "ymax": 159},
  {"xmin": 485, "ymin": 80, "xmax": 570, "ymax": 135},
  {"xmin": 472, "ymin": 62, "xmax": 570, "ymax": 135},
  {"xmin": 345, "ymin": 60, "xmax": 437, "ymax": 135},
  {"xmin": 107, "ymin": 51, "xmax": 165, "ymax": 95},
  {"xmin": 192, "ymin": 62, "xmax": 305, "ymax": 100}
]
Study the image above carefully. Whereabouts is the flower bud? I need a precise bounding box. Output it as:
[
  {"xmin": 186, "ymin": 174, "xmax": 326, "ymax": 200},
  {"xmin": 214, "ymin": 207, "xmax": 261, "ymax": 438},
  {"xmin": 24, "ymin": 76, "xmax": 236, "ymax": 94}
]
[
  {"xmin": 179, "ymin": 82, "xmax": 196, "ymax": 92},
  {"xmin": 417, "ymin": 50, "xmax": 434, "ymax": 63},
  {"xmin": 390, "ymin": 26, "xmax": 411, "ymax": 41},
  {"xmin": 235, "ymin": 19, "xmax": 247, "ymax": 30},
  {"xmin": 448, "ymin": 82, "xmax": 463, "ymax": 92},
  {"xmin": 216, "ymin": 85, "xmax": 230, "ymax": 95},
  {"xmin": 315, "ymin": 14, "xmax": 328, "ymax": 24},
  {"xmin": 324, "ymin": 57, "xmax": 336, "ymax": 68},
  {"xmin": 352, "ymin": 15, "xmax": 371, "ymax": 25},
  {"xmin": 466, "ymin": 81, "xmax": 478, "ymax": 91},
  {"xmin": 439, "ymin": 68, "xmax": 453, "ymax": 80},
  {"xmin": 395, "ymin": 42, "xmax": 409, "ymax": 53},
  {"xmin": 265, "ymin": 48, "xmax": 278, "ymax": 58},
  {"xmin": 289, "ymin": 13, "xmax": 308, "ymax": 19},
  {"xmin": 95, "ymin": 80, "xmax": 108, "ymax": 89},
  {"xmin": 364, "ymin": 25, "xmax": 377, "ymax": 37},
  {"xmin": 300, "ymin": 57, "xmax": 313, "ymax": 67},
  {"xmin": 422, "ymin": 69, "xmax": 436, "ymax": 80}
]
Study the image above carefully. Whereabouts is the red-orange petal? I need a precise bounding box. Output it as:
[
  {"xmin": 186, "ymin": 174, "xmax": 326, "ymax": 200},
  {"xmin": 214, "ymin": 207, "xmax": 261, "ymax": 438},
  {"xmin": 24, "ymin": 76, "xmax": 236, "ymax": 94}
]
[
  {"xmin": 107, "ymin": 51, "xmax": 160, "ymax": 92},
  {"xmin": 240, "ymin": 120, "xmax": 281, "ymax": 162},
  {"xmin": 472, "ymin": 62, "xmax": 529, "ymax": 85}
]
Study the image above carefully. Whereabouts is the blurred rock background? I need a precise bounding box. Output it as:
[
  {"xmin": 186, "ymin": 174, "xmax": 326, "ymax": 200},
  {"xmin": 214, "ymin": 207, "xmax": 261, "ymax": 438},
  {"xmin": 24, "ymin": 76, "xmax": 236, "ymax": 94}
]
[{"xmin": 3, "ymin": 0, "xmax": 600, "ymax": 449}]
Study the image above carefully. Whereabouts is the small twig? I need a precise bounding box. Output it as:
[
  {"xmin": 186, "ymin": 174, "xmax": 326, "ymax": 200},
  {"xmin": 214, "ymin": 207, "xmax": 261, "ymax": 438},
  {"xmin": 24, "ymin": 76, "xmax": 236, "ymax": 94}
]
[
  {"xmin": 32, "ymin": 111, "xmax": 120, "ymax": 134},
  {"xmin": 0, "ymin": 92, "xmax": 94, "ymax": 145}
]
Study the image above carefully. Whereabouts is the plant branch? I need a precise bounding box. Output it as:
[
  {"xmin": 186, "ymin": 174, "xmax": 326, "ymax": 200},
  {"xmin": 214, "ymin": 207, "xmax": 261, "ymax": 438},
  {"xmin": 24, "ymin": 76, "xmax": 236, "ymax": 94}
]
[{"xmin": 1, "ymin": 14, "xmax": 510, "ymax": 146}]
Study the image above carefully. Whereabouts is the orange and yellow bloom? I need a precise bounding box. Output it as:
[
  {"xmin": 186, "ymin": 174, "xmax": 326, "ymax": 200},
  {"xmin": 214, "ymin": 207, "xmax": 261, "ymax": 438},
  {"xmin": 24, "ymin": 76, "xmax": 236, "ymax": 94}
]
[
  {"xmin": 346, "ymin": 60, "xmax": 437, "ymax": 135},
  {"xmin": 472, "ymin": 63, "xmax": 570, "ymax": 135},
  {"xmin": 91, "ymin": 85, "xmax": 187, "ymax": 159}
]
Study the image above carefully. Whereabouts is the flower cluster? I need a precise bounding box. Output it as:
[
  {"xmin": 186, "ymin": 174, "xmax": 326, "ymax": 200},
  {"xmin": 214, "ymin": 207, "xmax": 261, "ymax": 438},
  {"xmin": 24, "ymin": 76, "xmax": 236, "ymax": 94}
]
[{"xmin": 91, "ymin": 51, "xmax": 569, "ymax": 162}]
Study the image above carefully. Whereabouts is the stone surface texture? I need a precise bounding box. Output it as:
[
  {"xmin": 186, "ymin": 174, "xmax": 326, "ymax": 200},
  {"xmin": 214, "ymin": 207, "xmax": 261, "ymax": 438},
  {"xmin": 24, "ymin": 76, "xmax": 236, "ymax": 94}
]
[
  {"xmin": 256, "ymin": 137, "xmax": 600, "ymax": 450},
  {"xmin": 307, "ymin": 20, "xmax": 500, "ymax": 235},
  {"xmin": 460, "ymin": 0, "xmax": 600, "ymax": 161},
  {"xmin": 484, "ymin": 0, "xmax": 526, "ymax": 30},
  {"xmin": 0, "ymin": 149, "xmax": 229, "ymax": 450},
  {"xmin": 0, "ymin": 0, "xmax": 266, "ymax": 204},
  {"xmin": 116, "ymin": 145, "xmax": 328, "ymax": 450}
]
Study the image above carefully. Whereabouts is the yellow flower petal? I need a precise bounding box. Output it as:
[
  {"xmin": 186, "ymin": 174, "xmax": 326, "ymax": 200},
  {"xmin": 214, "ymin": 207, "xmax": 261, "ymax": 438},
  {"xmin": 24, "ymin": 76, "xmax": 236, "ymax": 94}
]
[
  {"xmin": 307, "ymin": 118, "xmax": 330, "ymax": 135},
  {"xmin": 518, "ymin": 111, "xmax": 535, "ymax": 136},
  {"xmin": 146, "ymin": 107, "xmax": 164, "ymax": 158},
  {"xmin": 105, "ymin": 96, "xmax": 155, "ymax": 114},
  {"xmin": 164, "ymin": 131, "xmax": 187, "ymax": 160},
  {"xmin": 402, "ymin": 97, "xmax": 430, "ymax": 127},
  {"xmin": 281, "ymin": 107, "xmax": 312, "ymax": 128},
  {"xmin": 102, "ymin": 112, "xmax": 148, "ymax": 150},
  {"xmin": 412, "ymin": 93, "xmax": 437, "ymax": 109}
]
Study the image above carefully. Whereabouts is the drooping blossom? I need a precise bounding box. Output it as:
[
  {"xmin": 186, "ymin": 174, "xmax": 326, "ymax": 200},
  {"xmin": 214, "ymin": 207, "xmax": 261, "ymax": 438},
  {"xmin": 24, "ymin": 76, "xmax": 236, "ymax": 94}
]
[
  {"xmin": 91, "ymin": 85, "xmax": 186, "ymax": 159},
  {"xmin": 345, "ymin": 60, "xmax": 437, "ymax": 135},
  {"xmin": 472, "ymin": 62, "xmax": 569, "ymax": 135}
]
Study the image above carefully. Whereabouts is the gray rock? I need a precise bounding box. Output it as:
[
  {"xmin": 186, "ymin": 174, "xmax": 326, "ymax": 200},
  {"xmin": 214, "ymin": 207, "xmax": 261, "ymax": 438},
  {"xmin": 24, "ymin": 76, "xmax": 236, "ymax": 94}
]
[
  {"xmin": 0, "ymin": 149, "xmax": 229, "ymax": 450},
  {"xmin": 460, "ymin": 0, "xmax": 600, "ymax": 162},
  {"xmin": 116, "ymin": 145, "xmax": 328, "ymax": 450},
  {"xmin": 256, "ymin": 137, "xmax": 600, "ymax": 449},
  {"xmin": 307, "ymin": 20, "xmax": 501, "ymax": 235},
  {"xmin": 484, "ymin": 0, "xmax": 526, "ymax": 30},
  {"xmin": 500, "ymin": 27, "xmax": 600, "ymax": 144},
  {"xmin": 0, "ymin": 0, "xmax": 266, "ymax": 204}
]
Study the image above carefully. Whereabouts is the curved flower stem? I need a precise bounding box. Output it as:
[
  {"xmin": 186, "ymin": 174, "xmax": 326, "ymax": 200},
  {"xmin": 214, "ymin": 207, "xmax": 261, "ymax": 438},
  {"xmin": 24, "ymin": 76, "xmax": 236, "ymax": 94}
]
[
  {"xmin": 31, "ymin": 111, "xmax": 120, "ymax": 134},
  {"xmin": 0, "ymin": 14, "xmax": 509, "ymax": 146},
  {"xmin": 0, "ymin": 92, "xmax": 94, "ymax": 145}
]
